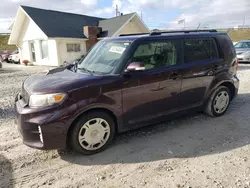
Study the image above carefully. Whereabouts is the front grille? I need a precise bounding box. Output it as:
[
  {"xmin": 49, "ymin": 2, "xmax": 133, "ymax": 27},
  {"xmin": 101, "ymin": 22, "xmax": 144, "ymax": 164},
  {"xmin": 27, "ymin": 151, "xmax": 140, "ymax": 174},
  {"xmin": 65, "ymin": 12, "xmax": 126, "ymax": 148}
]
[
  {"xmin": 238, "ymin": 58, "xmax": 243, "ymax": 61},
  {"xmin": 21, "ymin": 87, "xmax": 30, "ymax": 103}
]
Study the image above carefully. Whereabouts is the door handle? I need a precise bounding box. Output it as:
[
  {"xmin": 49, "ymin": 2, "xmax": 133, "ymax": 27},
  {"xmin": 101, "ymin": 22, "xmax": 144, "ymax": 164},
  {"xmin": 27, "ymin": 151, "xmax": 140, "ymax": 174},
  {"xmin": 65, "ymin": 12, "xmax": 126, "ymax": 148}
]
[
  {"xmin": 169, "ymin": 72, "xmax": 181, "ymax": 80},
  {"xmin": 213, "ymin": 64, "xmax": 223, "ymax": 70},
  {"xmin": 151, "ymin": 87, "xmax": 165, "ymax": 91}
]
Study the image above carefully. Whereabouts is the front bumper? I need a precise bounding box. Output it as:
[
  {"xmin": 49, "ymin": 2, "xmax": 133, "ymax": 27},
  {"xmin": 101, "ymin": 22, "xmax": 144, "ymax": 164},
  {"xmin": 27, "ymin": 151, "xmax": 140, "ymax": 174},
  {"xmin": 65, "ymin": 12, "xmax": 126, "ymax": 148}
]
[
  {"xmin": 237, "ymin": 54, "xmax": 250, "ymax": 62},
  {"xmin": 15, "ymin": 94, "xmax": 72, "ymax": 150}
]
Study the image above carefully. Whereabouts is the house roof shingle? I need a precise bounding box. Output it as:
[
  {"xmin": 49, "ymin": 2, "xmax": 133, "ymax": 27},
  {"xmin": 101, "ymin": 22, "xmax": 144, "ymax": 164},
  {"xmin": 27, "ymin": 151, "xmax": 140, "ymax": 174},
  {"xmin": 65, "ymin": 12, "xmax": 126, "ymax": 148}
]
[
  {"xmin": 21, "ymin": 6, "xmax": 136, "ymax": 39},
  {"xmin": 21, "ymin": 6, "xmax": 105, "ymax": 38},
  {"xmin": 98, "ymin": 13, "xmax": 135, "ymax": 37}
]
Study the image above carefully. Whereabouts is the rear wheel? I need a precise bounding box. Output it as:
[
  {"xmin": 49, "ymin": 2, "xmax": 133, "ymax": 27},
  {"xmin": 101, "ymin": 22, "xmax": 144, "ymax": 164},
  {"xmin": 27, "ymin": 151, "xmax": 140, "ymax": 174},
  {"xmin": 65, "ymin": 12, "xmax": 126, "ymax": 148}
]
[
  {"xmin": 70, "ymin": 111, "xmax": 115, "ymax": 155},
  {"xmin": 205, "ymin": 86, "xmax": 231, "ymax": 117}
]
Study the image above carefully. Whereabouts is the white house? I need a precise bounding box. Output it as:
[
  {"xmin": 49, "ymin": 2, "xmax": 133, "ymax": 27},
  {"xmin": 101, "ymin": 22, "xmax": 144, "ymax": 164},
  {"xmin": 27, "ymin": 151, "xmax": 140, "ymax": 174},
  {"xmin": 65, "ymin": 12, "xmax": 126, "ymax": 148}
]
[{"xmin": 8, "ymin": 6, "xmax": 150, "ymax": 66}]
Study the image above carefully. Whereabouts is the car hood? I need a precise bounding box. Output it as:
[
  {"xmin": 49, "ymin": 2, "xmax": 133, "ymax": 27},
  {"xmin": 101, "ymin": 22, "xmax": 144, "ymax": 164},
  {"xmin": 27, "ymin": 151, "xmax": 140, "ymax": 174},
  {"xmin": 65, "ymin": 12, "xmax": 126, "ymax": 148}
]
[
  {"xmin": 235, "ymin": 48, "xmax": 250, "ymax": 54},
  {"xmin": 23, "ymin": 68, "xmax": 101, "ymax": 94}
]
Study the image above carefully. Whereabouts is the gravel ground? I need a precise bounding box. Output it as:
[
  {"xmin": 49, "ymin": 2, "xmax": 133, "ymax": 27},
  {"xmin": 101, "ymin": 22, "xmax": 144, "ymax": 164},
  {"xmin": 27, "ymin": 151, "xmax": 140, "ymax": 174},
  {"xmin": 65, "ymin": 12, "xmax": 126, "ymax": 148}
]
[{"xmin": 1, "ymin": 62, "xmax": 250, "ymax": 188}]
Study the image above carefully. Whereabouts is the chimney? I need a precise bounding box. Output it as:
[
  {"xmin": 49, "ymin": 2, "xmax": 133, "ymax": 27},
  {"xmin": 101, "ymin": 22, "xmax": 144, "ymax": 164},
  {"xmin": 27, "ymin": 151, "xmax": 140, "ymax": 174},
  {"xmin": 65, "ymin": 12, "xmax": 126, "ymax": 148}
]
[{"xmin": 83, "ymin": 26, "xmax": 102, "ymax": 51}]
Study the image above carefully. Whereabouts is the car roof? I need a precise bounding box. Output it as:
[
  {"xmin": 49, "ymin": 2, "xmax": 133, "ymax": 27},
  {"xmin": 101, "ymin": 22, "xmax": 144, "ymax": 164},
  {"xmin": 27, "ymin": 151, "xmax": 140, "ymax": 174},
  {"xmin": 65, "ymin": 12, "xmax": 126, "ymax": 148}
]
[
  {"xmin": 104, "ymin": 30, "xmax": 228, "ymax": 42},
  {"xmin": 240, "ymin": 40, "xmax": 250, "ymax": 42}
]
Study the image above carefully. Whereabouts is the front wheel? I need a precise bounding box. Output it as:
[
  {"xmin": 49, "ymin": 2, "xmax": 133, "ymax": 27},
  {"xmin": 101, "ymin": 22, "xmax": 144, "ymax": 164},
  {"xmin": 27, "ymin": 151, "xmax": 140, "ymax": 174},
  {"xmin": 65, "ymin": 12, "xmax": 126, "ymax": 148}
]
[
  {"xmin": 205, "ymin": 86, "xmax": 231, "ymax": 117},
  {"xmin": 70, "ymin": 111, "xmax": 115, "ymax": 155}
]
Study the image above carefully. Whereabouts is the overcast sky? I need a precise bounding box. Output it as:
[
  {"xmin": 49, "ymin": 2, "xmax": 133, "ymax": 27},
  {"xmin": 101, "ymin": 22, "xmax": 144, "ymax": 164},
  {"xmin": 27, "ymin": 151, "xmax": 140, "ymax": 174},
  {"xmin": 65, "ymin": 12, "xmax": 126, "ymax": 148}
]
[{"xmin": 1, "ymin": 0, "xmax": 250, "ymax": 32}]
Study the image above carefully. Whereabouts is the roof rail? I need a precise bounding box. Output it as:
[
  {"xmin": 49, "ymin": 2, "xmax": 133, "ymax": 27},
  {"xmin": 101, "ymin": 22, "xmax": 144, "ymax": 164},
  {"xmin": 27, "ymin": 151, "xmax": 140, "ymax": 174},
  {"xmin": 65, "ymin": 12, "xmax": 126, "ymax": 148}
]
[
  {"xmin": 150, "ymin": 29, "xmax": 217, "ymax": 36},
  {"xmin": 119, "ymin": 33, "xmax": 150, "ymax": 37}
]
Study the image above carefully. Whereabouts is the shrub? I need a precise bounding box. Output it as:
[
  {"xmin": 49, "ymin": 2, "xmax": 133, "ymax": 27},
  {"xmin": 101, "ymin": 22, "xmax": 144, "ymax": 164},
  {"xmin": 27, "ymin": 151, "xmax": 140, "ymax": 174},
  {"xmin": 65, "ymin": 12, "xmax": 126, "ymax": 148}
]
[{"xmin": 22, "ymin": 60, "xmax": 29, "ymax": 66}]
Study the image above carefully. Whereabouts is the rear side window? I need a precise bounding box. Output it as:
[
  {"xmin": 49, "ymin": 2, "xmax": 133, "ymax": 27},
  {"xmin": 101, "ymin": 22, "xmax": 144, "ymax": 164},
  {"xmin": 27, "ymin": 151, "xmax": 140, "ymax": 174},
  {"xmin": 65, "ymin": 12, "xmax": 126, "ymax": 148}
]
[{"xmin": 184, "ymin": 39, "xmax": 218, "ymax": 63}]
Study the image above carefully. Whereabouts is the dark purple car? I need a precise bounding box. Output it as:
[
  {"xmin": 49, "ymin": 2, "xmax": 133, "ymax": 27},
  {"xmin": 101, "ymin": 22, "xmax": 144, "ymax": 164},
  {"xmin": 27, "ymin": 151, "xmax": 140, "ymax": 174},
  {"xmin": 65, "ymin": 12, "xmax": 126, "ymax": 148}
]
[{"xmin": 15, "ymin": 30, "xmax": 239, "ymax": 155}]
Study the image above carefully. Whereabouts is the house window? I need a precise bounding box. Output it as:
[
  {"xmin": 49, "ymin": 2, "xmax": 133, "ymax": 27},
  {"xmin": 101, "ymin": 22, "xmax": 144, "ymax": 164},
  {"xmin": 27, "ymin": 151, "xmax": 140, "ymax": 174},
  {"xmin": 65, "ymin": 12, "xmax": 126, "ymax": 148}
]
[
  {"xmin": 41, "ymin": 40, "xmax": 49, "ymax": 59},
  {"xmin": 67, "ymin": 44, "xmax": 81, "ymax": 52}
]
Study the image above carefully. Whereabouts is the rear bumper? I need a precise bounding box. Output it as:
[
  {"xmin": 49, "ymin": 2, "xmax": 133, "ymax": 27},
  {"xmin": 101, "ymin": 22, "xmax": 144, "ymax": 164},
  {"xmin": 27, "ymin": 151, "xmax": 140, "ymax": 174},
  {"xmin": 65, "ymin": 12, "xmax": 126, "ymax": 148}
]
[
  {"xmin": 15, "ymin": 94, "xmax": 73, "ymax": 150},
  {"xmin": 232, "ymin": 75, "xmax": 239, "ymax": 98}
]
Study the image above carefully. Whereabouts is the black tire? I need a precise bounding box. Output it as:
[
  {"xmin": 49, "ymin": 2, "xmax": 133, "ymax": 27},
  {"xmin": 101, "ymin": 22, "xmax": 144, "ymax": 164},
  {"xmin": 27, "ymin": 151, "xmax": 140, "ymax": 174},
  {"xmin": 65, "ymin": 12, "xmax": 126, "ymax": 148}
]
[
  {"xmin": 205, "ymin": 86, "xmax": 231, "ymax": 117},
  {"xmin": 70, "ymin": 111, "xmax": 115, "ymax": 155}
]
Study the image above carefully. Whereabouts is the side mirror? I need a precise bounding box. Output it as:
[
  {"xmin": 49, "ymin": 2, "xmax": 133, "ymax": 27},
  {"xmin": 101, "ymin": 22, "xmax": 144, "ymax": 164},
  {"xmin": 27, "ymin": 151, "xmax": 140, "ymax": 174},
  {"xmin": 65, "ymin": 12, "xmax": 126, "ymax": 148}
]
[
  {"xmin": 125, "ymin": 62, "xmax": 145, "ymax": 72},
  {"xmin": 63, "ymin": 61, "xmax": 70, "ymax": 67}
]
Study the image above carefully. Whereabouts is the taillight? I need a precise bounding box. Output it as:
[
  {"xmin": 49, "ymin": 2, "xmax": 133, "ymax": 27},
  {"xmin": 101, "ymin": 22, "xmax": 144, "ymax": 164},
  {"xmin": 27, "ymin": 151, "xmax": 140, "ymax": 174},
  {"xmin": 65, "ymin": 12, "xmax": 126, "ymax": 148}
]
[{"xmin": 236, "ymin": 59, "xmax": 239, "ymax": 72}]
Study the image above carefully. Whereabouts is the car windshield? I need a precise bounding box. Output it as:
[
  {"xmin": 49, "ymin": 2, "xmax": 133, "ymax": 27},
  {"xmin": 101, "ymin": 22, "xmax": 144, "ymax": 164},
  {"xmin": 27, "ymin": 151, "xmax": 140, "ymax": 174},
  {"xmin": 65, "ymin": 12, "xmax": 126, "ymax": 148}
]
[
  {"xmin": 234, "ymin": 42, "xmax": 250, "ymax": 48},
  {"xmin": 77, "ymin": 40, "xmax": 131, "ymax": 75}
]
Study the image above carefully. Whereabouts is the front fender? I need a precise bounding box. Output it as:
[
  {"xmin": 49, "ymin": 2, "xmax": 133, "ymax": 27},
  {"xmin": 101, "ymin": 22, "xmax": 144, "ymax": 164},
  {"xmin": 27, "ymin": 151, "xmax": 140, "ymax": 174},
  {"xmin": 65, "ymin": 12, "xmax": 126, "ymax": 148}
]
[{"xmin": 67, "ymin": 91, "xmax": 122, "ymax": 132}]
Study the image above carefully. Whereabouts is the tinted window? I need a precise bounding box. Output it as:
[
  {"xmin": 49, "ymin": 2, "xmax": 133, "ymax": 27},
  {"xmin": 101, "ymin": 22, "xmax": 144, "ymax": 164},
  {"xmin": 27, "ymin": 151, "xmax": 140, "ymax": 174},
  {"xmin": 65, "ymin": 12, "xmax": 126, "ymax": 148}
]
[
  {"xmin": 132, "ymin": 40, "xmax": 179, "ymax": 70},
  {"xmin": 184, "ymin": 39, "xmax": 218, "ymax": 63}
]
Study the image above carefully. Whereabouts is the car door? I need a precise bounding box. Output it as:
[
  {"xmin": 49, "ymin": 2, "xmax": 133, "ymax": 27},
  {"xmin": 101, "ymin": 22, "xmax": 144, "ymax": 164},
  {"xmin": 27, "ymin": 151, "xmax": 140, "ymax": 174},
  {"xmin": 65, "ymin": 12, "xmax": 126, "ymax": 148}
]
[
  {"xmin": 122, "ymin": 39, "xmax": 182, "ymax": 126},
  {"xmin": 179, "ymin": 37, "xmax": 221, "ymax": 108}
]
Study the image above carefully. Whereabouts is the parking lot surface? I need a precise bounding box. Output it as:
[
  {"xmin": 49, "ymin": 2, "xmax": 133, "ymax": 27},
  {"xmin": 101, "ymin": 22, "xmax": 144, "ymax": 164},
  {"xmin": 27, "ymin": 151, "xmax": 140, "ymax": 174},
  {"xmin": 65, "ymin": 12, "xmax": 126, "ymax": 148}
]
[{"xmin": 1, "ymin": 63, "xmax": 250, "ymax": 188}]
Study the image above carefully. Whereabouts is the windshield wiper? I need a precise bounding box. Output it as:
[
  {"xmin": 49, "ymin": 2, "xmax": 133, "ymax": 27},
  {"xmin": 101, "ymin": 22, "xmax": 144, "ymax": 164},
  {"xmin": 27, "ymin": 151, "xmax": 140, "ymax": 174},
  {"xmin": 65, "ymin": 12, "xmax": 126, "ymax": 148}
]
[{"xmin": 77, "ymin": 67, "xmax": 93, "ymax": 75}]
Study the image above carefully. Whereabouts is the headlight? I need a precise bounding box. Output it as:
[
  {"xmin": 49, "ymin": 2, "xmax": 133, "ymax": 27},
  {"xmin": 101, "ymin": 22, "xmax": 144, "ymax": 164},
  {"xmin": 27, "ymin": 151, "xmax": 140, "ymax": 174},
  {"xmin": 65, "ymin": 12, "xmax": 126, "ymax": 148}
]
[{"xmin": 29, "ymin": 93, "xmax": 66, "ymax": 107}]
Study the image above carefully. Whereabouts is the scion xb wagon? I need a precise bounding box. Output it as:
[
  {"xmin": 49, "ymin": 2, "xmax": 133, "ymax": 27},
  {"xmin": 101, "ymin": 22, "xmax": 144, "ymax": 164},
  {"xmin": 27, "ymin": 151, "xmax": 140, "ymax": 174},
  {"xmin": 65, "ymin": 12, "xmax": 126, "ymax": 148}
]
[{"xmin": 15, "ymin": 30, "xmax": 239, "ymax": 155}]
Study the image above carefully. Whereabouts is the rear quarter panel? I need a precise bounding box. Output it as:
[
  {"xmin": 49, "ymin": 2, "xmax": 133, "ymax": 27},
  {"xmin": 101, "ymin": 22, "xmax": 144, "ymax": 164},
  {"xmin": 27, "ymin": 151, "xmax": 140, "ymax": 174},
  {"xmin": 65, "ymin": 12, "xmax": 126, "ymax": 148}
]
[
  {"xmin": 205, "ymin": 72, "xmax": 234, "ymax": 99},
  {"xmin": 215, "ymin": 34, "xmax": 237, "ymax": 74},
  {"xmin": 202, "ymin": 34, "xmax": 237, "ymax": 100}
]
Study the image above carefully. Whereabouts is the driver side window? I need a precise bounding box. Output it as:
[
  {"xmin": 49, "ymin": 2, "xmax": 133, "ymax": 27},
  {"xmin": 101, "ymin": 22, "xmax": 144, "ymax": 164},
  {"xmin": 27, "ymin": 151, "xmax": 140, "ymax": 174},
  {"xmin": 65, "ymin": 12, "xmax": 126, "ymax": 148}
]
[{"xmin": 131, "ymin": 40, "xmax": 178, "ymax": 70}]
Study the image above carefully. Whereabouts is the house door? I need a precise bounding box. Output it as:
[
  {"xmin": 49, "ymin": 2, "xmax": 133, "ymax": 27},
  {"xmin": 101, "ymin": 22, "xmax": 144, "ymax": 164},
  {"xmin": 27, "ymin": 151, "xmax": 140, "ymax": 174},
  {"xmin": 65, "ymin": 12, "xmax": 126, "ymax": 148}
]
[{"xmin": 30, "ymin": 42, "xmax": 36, "ymax": 62}]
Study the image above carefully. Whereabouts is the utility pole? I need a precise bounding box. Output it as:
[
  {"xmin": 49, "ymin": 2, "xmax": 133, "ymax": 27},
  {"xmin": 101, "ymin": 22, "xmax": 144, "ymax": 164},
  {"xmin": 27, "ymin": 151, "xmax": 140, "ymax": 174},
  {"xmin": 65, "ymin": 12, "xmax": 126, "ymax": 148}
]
[
  {"xmin": 116, "ymin": 5, "xmax": 119, "ymax": 17},
  {"xmin": 197, "ymin": 23, "xmax": 201, "ymax": 30},
  {"xmin": 116, "ymin": 5, "xmax": 118, "ymax": 17},
  {"xmin": 243, "ymin": 16, "xmax": 246, "ymax": 26}
]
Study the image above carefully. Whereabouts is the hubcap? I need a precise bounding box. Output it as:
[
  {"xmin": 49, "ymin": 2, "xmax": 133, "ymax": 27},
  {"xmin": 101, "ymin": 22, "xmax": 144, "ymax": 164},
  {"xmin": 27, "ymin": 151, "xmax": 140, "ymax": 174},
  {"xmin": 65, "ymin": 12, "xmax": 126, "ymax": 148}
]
[
  {"xmin": 213, "ymin": 91, "xmax": 230, "ymax": 114},
  {"xmin": 78, "ymin": 118, "xmax": 110, "ymax": 151}
]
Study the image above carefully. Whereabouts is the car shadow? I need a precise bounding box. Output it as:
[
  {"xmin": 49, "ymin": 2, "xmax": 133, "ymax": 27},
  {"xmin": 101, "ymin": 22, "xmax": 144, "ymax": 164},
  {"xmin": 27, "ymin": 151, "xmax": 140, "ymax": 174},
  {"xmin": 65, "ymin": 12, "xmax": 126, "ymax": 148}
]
[
  {"xmin": 0, "ymin": 154, "xmax": 13, "ymax": 188},
  {"xmin": 60, "ymin": 93, "xmax": 250, "ymax": 165}
]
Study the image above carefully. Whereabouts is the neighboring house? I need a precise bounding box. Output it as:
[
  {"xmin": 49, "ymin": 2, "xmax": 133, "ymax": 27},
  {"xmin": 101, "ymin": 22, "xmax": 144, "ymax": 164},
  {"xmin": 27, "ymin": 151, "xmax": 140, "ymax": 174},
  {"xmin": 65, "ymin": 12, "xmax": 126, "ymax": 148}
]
[{"xmin": 8, "ymin": 6, "xmax": 150, "ymax": 66}]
